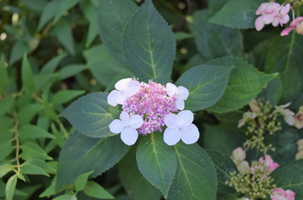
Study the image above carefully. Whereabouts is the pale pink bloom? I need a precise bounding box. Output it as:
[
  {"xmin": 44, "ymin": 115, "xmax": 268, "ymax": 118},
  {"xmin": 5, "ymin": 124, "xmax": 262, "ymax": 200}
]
[
  {"xmin": 109, "ymin": 111, "xmax": 143, "ymax": 145},
  {"xmin": 231, "ymin": 147, "xmax": 246, "ymax": 165},
  {"xmin": 255, "ymin": 2, "xmax": 279, "ymax": 31},
  {"xmin": 275, "ymin": 102, "xmax": 295, "ymax": 126},
  {"xmin": 294, "ymin": 106, "xmax": 303, "ymax": 129},
  {"xmin": 238, "ymin": 112, "xmax": 256, "ymax": 128},
  {"xmin": 123, "ymin": 81, "xmax": 177, "ymax": 135},
  {"xmin": 272, "ymin": 3, "xmax": 290, "ymax": 27},
  {"xmin": 163, "ymin": 110, "xmax": 199, "ymax": 146},
  {"xmin": 271, "ymin": 188, "xmax": 295, "ymax": 200},
  {"xmin": 281, "ymin": 17, "xmax": 303, "ymax": 36},
  {"xmin": 166, "ymin": 83, "xmax": 189, "ymax": 110},
  {"xmin": 295, "ymin": 150, "xmax": 303, "ymax": 160},
  {"xmin": 259, "ymin": 155, "xmax": 279, "ymax": 172}
]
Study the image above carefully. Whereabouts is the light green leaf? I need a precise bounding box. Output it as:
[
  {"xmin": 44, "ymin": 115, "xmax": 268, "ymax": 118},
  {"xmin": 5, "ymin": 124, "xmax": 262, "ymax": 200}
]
[
  {"xmin": 56, "ymin": 132, "xmax": 129, "ymax": 190},
  {"xmin": 52, "ymin": 18, "xmax": 75, "ymax": 56},
  {"xmin": 0, "ymin": 55, "xmax": 9, "ymax": 93},
  {"xmin": 5, "ymin": 175, "xmax": 17, "ymax": 200},
  {"xmin": 20, "ymin": 0, "xmax": 47, "ymax": 12},
  {"xmin": 59, "ymin": 93, "xmax": 114, "ymax": 138},
  {"xmin": 98, "ymin": 0, "xmax": 138, "ymax": 65},
  {"xmin": 81, "ymin": 1, "xmax": 98, "ymax": 47},
  {"xmin": 24, "ymin": 158, "xmax": 56, "ymax": 174},
  {"xmin": 19, "ymin": 125, "xmax": 54, "ymax": 141},
  {"xmin": 21, "ymin": 53, "xmax": 35, "ymax": 92},
  {"xmin": 53, "ymin": 194, "xmax": 77, "ymax": 200},
  {"xmin": 53, "ymin": 0, "xmax": 81, "ymax": 24},
  {"xmin": 9, "ymin": 41, "xmax": 31, "ymax": 66},
  {"xmin": 75, "ymin": 171, "xmax": 94, "ymax": 192},
  {"xmin": 0, "ymin": 96, "xmax": 15, "ymax": 117},
  {"xmin": 119, "ymin": 145, "xmax": 162, "ymax": 200},
  {"xmin": 174, "ymin": 32, "xmax": 193, "ymax": 42},
  {"xmin": 206, "ymin": 57, "xmax": 278, "ymax": 113},
  {"xmin": 167, "ymin": 143, "xmax": 217, "ymax": 200},
  {"xmin": 18, "ymin": 104, "xmax": 44, "ymax": 126},
  {"xmin": 57, "ymin": 64, "xmax": 87, "ymax": 80},
  {"xmin": 38, "ymin": 0, "xmax": 60, "ymax": 31},
  {"xmin": 193, "ymin": 10, "xmax": 242, "ymax": 61},
  {"xmin": 0, "ymin": 164, "xmax": 11, "ymax": 179},
  {"xmin": 209, "ymin": 0, "xmax": 264, "ymax": 29},
  {"xmin": 176, "ymin": 64, "xmax": 233, "ymax": 111},
  {"xmin": 83, "ymin": 181, "xmax": 114, "ymax": 199},
  {"xmin": 265, "ymin": 33, "xmax": 303, "ymax": 103},
  {"xmin": 40, "ymin": 53, "xmax": 67, "ymax": 74},
  {"xmin": 21, "ymin": 163, "xmax": 49, "ymax": 177},
  {"xmin": 39, "ymin": 176, "xmax": 57, "ymax": 198},
  {"xmin": 122, "ymin": 0, "xmax": 176, "ymax": 83},
  {"xmin": 271, "ymin": 160, "xmax": 303, "ymax": 199},
  {"xmin": 136, "ymin": 132, "xmax": 177, "ymax": 198},
  {"xmin": 20, "ymin": 141, "xmax": 53, "ymax": 160},
  {"xmin": 51, "ymin": 90, "xmax": 85, "ymax": 105}
]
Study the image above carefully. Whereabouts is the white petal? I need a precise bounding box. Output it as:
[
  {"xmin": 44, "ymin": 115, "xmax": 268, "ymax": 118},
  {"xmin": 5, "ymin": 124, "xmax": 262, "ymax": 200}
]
[
  {"xmin": 285, "ymin": 115, "xmax": 295, "ymax": 126},
  {"xmin": 181, "ymin": 124, "xmax": 199, "ymax": 144},
  {"xmin": 129, "ymin": 115, "xmax": 143, "ymax": 129},
  {"xmin": 115, "ymin": 78, "xmax": 132, "ymax": 91},
  {"xmin": 163, "ymin": 128, "xmax": 181, "ymax": 146},
  {"xmin": 107, "ymin": 90, "xmax": 120, "ymax": 106},
  {"xmin": 176, "ymin": 98, "xmax": 185, "ymax": 110},
  {"xmin": 164, "ymin": 113, "xmax": 179, "ymax": 128},
  {"xmin": 166, "ymin": 83, "xmax": 178, "ymax": 97},
  {"xmin": 116, "ymin": 92, "xmax": 128, "ymax": 105},
  {"xmin": 121, "ymin": 127, "xmax": 138, "ymax": 146},
  {"xmin": 109, "ymin": 119, "xmax": 125, "ymax": 133},
  {"xmin": 124, "ymin": 80, "xmax": 141, "ymax": 97},
  {"xmin": 177, "ymin": 86, "xmax": 189, "ymax": 100},
  {"xmin": 178, "ymin": 110, "xmax": 194, "ymax": 126},
  {"xmin": 120, "ymin": 111, "xmax": 130, "ymax": 123}
]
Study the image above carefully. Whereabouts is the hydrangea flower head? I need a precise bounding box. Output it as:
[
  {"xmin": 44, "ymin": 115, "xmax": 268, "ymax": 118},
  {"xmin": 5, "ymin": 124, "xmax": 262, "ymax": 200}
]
[
  {"xmin": 166, "ymin": 82, "xmax": 189, "ymax": 110},
  {"xmin": 281, "ymin": 17, "xmax": 303, "ymax": 36},
  {"xmin": 271, "ymin": 188, "xmax": 295, "ymax": 200}
]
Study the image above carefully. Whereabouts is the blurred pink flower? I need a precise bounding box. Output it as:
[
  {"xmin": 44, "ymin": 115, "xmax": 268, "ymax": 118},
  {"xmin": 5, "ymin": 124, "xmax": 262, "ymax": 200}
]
[
  {"xmin": 259, "ymin": 155, "xmax": 279, "ymax": 172},
  {"xmin": 272, "ymin": 3, "xmax": 290, "ymax": 27},
  {"xmin": 294, "ymin": 106, "xmax": 303, "ymax": 129},
  {"xmin": 271, "ymin": 188, "xmax": 295, "ymax": 200},
  {"xmin": 281, "ymin": 17, "xmax": 303, "ymax": 36},
  {"xmin": 255, "ymin": 2, "xmax": 279, "ymax": 31}
]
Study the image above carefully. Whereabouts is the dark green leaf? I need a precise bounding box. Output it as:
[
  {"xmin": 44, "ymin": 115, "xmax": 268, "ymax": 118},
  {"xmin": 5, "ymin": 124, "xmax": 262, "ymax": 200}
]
[
  {"xmin": 20, "ymin": 0, "xmax": 47, "ymax": 12},
  {"xmin": 83, "ymin": 181, "xmax": 114, "ymax": 199},
  {"xmin": 122, "ymin": 0, "xmax": 176, "ymax": 83},
  {"xmin": 39, "ymin": 176, "xmax": 57, "ymax": 198},
  {"xmin": 20, "ymin": 141, "xmax": 53, "ymax": 160},
  {"xmin": 98, "ymin": 0, "xmax": 138, "ymax": 65},
  {"xmin": 56, "ymin": 132, "xmax": 129, "ymax": 190},
  {"xmin": 173, "ymin": 32, "xmax": 193, "ymax": 42},
  {"xmin": 75, "ymin": 171, "xmax": 94, "ymax": 192},
  {"xmin": 208, "ymin": 0, "xmax": 229, "ymax": 11},
  {"xmin": 119, "ymin": 145, "xmax": 162, "ymax": 200},
  {"xmin": 193, "ymin": 10, "xmax": 242, "ymax": 61},
  {"xmin": 257, "ymin": 76, "xmax": 282, "ymax": 106},
  {"xmin": 0, "ymin": 96, "xmax": 15, "ymax": 117},
  {"xmin": 40, "ymin": 53, "xmax": 67, "ymax": 74},
  {"xmin": 38, "ymin": 0, "xmax": 61, "ymax": 31},
  {"xmin": 53, "ymin": 0, "xmax": 81, "ymax": 24},
  {"xmin": 21, "ymin": 163, "xmax": 49, "ymax": 177},
  {"xmin": 9, "ymin": 41, "xmax": 31, "ymax": 66},
  {"xmin": 21, "ymin": 53, "xmax": 35, "ymax": 92},
  {"xmin": 265, "ymin": 33, "xmax": 303, "ymax": 103},
  {"xmin": 81, "ymin": 1, "xmax": 98, "ymax": 47},
  {"xmin": 51, "ymin": 90, "xmax": 85, "ymax": 105},
  {"xmin": 6, "ymin": 175, "xmax": 17, "ymax": 200},
  {"xmin": 53, "ymin": 194, "xmax": 77, "ymax": 200},
  {"xmin": 24, "ymin": 159, "xmax": 56, "ymax": 174},
  {"xmin": 0, "ymin": 137, "xmax": 13, "ymax": 162},
  {"xmin": 18, "ymin": 104, "xmax": 44, "ymax": 126},
  {"xmin": 209, "ymin": 0, "xmax": 264, "ymax": 29},
  {"xmin": 0, "ymin": 164, "xmax": 11, "ymax": 179},
  {"xmin": 167, "ymin": 143, "xmax": 217, "ymax": 200},
  {"xmin": 0, "ymin": 55, "xmax": 9, "ymax": 93},
  {"xmin": 57, "ymin": 64, "xmax": 87, "ymax": 80},
  {"xmin": 59, "ymin": 93, "xmax": 115, "ymax": 138},
  {"xmin": 206, "ymin": 57, "xmax": 278, "ymax": 113},
  {"xmin": 19, "ymin": 125, "xmax": 54, "ymax": 141},
  {"xmin": 136, "ymin": 132, "xmax": 176, "ymax": 198},
  {"xmin": 176, "ymin": 64, "xmax": 233, "ymax": 111}
]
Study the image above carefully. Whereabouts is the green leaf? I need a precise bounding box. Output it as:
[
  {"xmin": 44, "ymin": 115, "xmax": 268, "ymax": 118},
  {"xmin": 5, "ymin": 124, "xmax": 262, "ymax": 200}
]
[
  {"xmin": 53, "ymin": 0, "xmax": 81, "ymax": 24},
  {"xmin": 24, "ymin": 158, "xmax": 56, "ymax": 174},
  {"xmin": 75, "ymin": 171, "xmax": 94, "ymax": 192},
  {"xmin": 265, "ymin": 33, "xmax": 303, "ymax": 103},
  {"xmin": 0, "ymin": 55, "xmax": 9, "ymax": 93},
  {"xmin": 81, "ymin": 1, "xmax": 98, "ymax": 47},
  {"xmin": 206, "ymin": 57, "xmax": 278, "ymax": 113},
  {"xmin": 20, "ymin": 141, "xmax": 53, "ymax": 160},
  {"xmin": 0, "ymin": 137, "xmax": 13, "ymax": 162},
  {"xmin": 136, "ymin": 132, "xmax": 177, "ymax": 198},
  {"xmin": 176, "ymin": 64, "xmax": 233, "ymax": 111},
  {"xmin": 0, "ymin": 96, "xmax": 15, "ymax": 117},
  {"xmin": 51, "ymin": 90, "xmax": 85, "ymax": 105},
  {"xmin": 167, "ymin": 143, "xmax": 217, "ymax": 200},
  {"xmin": 193, "ymin": 10, "xmax": 243, "ymax": 61},
  {"xmin": 0, "ymin": 164, "xmax": 11, "ymax": 179},
  {"xmin": 98, "ymin": 0, "xmax": 138, "ymax": 65},
  {"xmin": 83, "ymin": 181, "xmax": 114, "ymax": 199},
  {"xmin": 206, "ymin": 150, "xmax": 238, "ymax": 184},
  {"xmin": 6, "ymin": 175, "xmax": 17, "ymax": 200},
  {"xmin": 257, "ymin": 76, "xmax": 282, "ymax": 106},
  {"xmin": 53, "ymin": 194, "xmax": 77, "ymax": 200},
  {"xmin": 19, "ymin": 125, "xmax": 54, "ymax": 141},
  {"xmin": 18, "ymin": 104, "xmax": 44, "ymax": 126},
  {"xmin": 57, "ymin": 64, "xmax": 87, "ymax": 80},
  {"xmin": 21, "ymin": 53, "xmax": 35, "ymax": 92},
  {"xmin": 20, "ymin": 0, "xmax": 47, "ymax": 12},
  {"xmin": 174, "ymin": 32, "xmax": 193, "ymax": 42},
  {"xmin": 209, "ymin": 0, "xmax": 264, "ymax": 29},
  {"xmin": 21, "ymin": 163, "xmax": 49, "ymax": 177},
  {"xmin": 271, "ymin": 160, "xmax": 303, "ymax": 198},
  {"xmin": 122, "ymin": 0, "xmax": 176, "ymax": 83},
  {"xmin": 39, "ymin": 176, "xmax": 57, "ymax": 198},
  {"xmin": 52, "ymin": 18, "xmax": 75, "ymax": 56},
  {"xmin": 9, "ymin": 41, "xmax": 31, "ymax": 66},
  {"xmin": 56, "ymin": 132, "xmax": 129, "ymax": 190},
  {"xmin": 208, "ymin": 0, "xmax": 229, "ymax": 11},
  {"xmin": 59, "ymin": 93, "xmax": 115, "ymax": 138},
  {"xmin": 40, "ymin": 53, "xmax": 67, "ymax": 74},
  {"xmin": 119, "ymin": 145, "xmax": 162, "ymax": 200},
  {"xmin": 38, "ymin": 0, "xmax": 61, "ymax": 31}
]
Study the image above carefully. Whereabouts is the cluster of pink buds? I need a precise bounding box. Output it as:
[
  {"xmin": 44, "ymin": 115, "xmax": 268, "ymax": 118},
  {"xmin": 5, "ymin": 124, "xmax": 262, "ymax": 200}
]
[
  {"xmin": 107, "ymin": 78, "xmax": 200, "ymax": 146},
  {"xmin": 255, "ymin": 2, "xmax": 290, "ymax": 31}
]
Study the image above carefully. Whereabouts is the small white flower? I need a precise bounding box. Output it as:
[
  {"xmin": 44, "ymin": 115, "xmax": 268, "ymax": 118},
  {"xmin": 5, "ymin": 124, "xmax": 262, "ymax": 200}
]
[
  {"xmin": 109, "ymin": 111, "xmax": 143, "ymax": 146},
  {"xmin": 107, "ymin": 78, "xmax": 141, "ymax": 106},
  {"xmin": 166, "ymin": 83, "xmax": 189, "ymax": 110},
  {"xmin": 163, "ymin": 110, "xmax": 199, "ymax": 146},
  {"xmin": 275, "ymin": 102, "xmax": 295, "ymax": 126},
  {"xmin": 237, "ymin": 112, "xmax": 256, "ymax": 128}
]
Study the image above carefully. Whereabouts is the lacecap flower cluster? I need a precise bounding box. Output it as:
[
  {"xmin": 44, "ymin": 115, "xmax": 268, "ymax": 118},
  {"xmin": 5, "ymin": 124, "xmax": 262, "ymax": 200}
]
[{"xmin": 107, "ymin": 78, "xmax": 200, "ymax": 146}]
